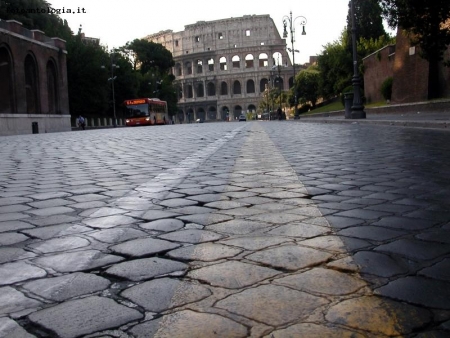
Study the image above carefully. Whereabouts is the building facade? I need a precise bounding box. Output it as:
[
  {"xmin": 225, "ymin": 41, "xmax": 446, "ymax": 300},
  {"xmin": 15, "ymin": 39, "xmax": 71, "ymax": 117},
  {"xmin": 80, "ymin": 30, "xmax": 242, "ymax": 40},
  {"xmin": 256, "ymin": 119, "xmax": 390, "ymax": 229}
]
[
  {"xmin": 0, "ymin": 19, "xmax": 71, "ymax": 136},
  {"xmin": 145, "ymin": 15, "xmax": 295, "ymax": 122}
]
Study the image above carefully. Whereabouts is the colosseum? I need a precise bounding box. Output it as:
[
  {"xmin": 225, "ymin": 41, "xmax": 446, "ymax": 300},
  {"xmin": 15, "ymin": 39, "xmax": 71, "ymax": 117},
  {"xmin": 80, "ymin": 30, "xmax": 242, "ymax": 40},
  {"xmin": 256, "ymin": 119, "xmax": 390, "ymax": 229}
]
[{"xmin": 145, "ymin": 14, "xmax": 299, "ymax": 122}]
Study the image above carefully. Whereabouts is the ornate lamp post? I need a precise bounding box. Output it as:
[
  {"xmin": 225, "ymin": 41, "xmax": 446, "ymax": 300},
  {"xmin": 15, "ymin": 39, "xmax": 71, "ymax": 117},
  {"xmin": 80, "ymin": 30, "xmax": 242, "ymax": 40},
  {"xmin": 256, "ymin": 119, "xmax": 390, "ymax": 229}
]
[
  {"xmin": 283, "ymin": 11, "xmax": 307, "ymax": 119},
  {"xmin": 350, "ymin": 0, "xmax": 366, "ymax": 119}
]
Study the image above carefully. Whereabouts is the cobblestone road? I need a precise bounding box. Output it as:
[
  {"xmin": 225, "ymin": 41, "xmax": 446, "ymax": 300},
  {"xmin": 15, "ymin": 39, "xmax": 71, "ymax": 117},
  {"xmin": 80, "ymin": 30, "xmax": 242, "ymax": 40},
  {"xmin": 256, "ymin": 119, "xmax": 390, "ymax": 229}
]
[{"xmin": 0, "ymin": 122, "xmax": 449, "ymax": 337}]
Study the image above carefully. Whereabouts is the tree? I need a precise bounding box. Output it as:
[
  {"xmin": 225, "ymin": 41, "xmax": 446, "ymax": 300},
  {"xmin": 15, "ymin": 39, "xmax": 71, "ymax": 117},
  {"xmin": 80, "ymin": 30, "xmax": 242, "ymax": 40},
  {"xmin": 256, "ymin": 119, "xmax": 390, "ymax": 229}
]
[
  {"xmin": 380, "ymin": 0, "xmax": 450, "ymax": 99},
  {"xmin": 346, "ymin": 0, "xmax": 388, "ymax": 45},
  {"xmin": 295, "ymin": 68, "xmax": 320, "ymax": 108}
]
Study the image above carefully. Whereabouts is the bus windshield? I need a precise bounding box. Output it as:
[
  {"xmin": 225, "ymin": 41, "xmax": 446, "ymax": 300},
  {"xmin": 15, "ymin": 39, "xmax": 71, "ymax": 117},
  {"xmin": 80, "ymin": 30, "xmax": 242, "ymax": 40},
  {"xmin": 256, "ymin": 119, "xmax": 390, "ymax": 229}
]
[{"xmin": 125, "ymin": 104, "xmax": 149, "ymax": 118}]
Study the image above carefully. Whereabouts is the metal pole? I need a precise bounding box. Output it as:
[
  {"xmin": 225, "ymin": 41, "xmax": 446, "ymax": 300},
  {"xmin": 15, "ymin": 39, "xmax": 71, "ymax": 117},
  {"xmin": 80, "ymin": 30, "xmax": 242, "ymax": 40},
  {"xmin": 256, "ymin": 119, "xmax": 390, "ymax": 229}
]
[{"xmin": 350, "ymin": 0, "xmax": 366, "ymax": 119}]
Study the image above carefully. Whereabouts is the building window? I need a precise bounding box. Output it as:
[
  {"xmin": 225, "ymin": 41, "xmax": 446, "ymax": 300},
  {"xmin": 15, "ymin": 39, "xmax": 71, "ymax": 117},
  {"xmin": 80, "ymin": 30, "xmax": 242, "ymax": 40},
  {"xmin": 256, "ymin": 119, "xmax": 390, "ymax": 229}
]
[
  {"xmin": 196, "ymin": 83, "xmax": 204, "ymax": 97},
  {"xmin": 245, "ymin": 54, "xmax": 254, "ymax": 68},
  {"xmin": 232, "ymin": 55, "xmax": 240, "ymax": 68},
  {"xmin": 218, "ymin": 32, "xmax": 223, "ymax": 40},
  {"xmin": 196, "ymin": 60, "xmax": 203, "ymax": 74},
  {"xmin": 175, "ymin": 40, "xmax": 179, "ymax": 47},
  {"xmin": 245, "ymin": 29, "xmax": 251, "ymax": 36},
  {"xmin": 185, "ymin": 62, "xmax": 192, "ymax": 75},
  {"xmin": 187, "ymin": 85, "xmax": 193, "ymax": 98},
  {"xmin": 24, "ymin": 54, "xmax": 39, "ymax": 114},
  {"xmin": 219, "ymin": 56, "xmax": 227, "ymax": 71},
  {"xmin": 195, "ymin": 36, "xmax": 200, "ymax": 42}
]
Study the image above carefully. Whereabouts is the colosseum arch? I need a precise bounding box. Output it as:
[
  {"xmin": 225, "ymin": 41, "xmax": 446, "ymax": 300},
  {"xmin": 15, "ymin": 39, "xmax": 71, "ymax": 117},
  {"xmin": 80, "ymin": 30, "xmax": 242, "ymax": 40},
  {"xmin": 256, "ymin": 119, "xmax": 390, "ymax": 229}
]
[
  {"xmin": 232, "ymin": 55, "xmax": 240, "ymax": 69},
  {"xmin": 245, "ymin": 54, "xmax": 254, "ymax": 68},
  {"xmin": 219, "ymin": 56, "xmax": 227, "ymax": 71},
  {"xmin": 246, "ymin": 79, "xmax": 255, "ymax": 94},
  {"xmin": 220, "ymin": 81, "xmax": 228, "ymax": 95},
  {"xmin": 233, "ymin": 105, "xmax": 242, "ymax": 119},
  {"xmin": 259, "ymin": 78, "xmax": 269, "ymax": 93},
  {"xmin": 46, "ymin": 59, "xmax": 59, "ymax": 114},
  {"xmin": 185, "ymin": 61, "xmax": 192, "ymax": 75},
  {"xmin": 207, "ymin": 82, "xmax": 216, "ymax": 96},
  {"xmin": 197, "ymin": 108, "xmax": 206, "ymax": 121},
  {"xmin": 196, "ymin": 59, "xmax": 203, "ymax": 74},
  {"xmin": 207, "ymin": 106, "xmax": 217, "ymax": 120},
  {"xmin": 196, "ymin": 83, "xmax": 204, "ymax": 97},
  {"xmin": 258, "ymin": 53, "xmax": 269, "ymax": 68},
  {"xmin": 221, "ymin": 106, "xmax": 229, "ymax": 120},
  {"xmin": 233, "ymin": 80, "xmax": 241, "ymax": 95}
]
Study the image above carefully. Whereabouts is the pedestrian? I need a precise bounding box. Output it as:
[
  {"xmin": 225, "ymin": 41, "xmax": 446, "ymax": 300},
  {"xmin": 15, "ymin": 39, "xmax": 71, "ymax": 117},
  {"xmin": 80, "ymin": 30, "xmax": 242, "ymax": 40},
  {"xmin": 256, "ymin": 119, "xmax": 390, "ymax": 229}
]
[{"xmin": 77, "ymin": 115, "xmax": 86, "ymax": 130}]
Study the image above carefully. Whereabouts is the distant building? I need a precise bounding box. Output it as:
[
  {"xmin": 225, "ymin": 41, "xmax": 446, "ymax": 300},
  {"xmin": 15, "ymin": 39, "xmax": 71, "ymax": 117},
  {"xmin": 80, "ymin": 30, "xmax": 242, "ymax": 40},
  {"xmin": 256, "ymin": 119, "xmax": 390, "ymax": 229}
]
[
  {"xmin": 145, "ymin": 15, "xmax": 305, "ymax": 121},
  {"xmin": 0, "ymin": 19, "xmax": 71, "ymax": 136}
]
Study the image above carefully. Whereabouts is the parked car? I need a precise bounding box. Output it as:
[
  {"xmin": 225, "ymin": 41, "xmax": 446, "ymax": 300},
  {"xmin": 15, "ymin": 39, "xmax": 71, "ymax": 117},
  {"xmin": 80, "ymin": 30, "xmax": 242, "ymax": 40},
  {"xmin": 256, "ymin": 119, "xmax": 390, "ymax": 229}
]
[{"xmin": 239, "ymin": 114, "xmax": 246, "ymax": 121}]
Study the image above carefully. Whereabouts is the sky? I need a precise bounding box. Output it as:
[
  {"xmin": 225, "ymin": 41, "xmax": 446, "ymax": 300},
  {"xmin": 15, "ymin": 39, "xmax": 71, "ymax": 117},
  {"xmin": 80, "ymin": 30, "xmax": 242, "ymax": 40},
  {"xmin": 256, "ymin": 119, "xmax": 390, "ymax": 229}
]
[{"xmin": 48, "ymin": 0, "xmax": 352, "ymax": 64}]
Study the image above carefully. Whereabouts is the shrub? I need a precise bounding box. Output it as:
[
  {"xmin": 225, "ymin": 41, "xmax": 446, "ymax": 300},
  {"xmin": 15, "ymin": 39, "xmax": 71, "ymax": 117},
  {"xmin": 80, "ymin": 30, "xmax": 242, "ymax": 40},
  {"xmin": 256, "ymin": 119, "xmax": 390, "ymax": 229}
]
[{"xmin": 381, "ymin": 77, "xmax": 393, "ymax": 101}]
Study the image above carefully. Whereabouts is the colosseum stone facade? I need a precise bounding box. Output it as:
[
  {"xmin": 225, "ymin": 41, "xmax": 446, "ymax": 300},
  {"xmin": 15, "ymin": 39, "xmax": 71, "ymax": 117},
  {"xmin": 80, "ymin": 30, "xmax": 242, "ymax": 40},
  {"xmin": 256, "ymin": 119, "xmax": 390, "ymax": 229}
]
[{"xmin": 145, "ymin": 15, "xmax": 295, "ymax": 122}]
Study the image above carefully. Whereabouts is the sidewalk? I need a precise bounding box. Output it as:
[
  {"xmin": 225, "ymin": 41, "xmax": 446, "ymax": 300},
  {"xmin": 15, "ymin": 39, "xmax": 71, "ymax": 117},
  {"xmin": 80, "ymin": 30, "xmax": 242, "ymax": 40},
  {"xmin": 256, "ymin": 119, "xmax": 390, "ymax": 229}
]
[{"xmin": 299, "ymin": 100, "xmax": 450, "ymax": 130}]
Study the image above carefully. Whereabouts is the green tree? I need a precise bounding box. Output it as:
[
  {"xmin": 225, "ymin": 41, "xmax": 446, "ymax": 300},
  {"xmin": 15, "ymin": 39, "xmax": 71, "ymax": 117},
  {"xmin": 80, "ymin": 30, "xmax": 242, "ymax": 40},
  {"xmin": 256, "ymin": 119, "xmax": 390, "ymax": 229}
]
[
  {"xmin": 380, "ymin": 0, "xmax": 450, "ymax": 99},
  {"xmin": 346, "ymin": 0, "xmax": 388, "ymax": 45},
  {"xmin": 124, "ymin": 39, "xmax": 177, "ymax": 115},
  {"xmin": 295, "ymin": 68, "xmax": 320, "ymax": 108}
]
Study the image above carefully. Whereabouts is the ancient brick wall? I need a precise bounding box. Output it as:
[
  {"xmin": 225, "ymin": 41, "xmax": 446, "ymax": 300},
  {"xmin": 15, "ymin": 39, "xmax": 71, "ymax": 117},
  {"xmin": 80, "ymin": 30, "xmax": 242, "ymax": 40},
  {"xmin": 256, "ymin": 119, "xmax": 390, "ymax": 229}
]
[{"xmin": 363, "ymin": 45, "xmax": 395, "ymax": 103}]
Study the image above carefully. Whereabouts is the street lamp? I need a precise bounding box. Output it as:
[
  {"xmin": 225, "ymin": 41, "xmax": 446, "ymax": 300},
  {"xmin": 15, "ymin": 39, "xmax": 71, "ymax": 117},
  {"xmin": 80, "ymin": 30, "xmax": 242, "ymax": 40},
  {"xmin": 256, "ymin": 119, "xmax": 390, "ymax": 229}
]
[
  {"xmin": 283, "ymin": 11, "xmax": 307, "ymax": 119},
  {"xmin": 101, "ymin": 50, "xmax": 120, "ymax": 127},
  {"xmin": 350, "ymin": 0, "xmax": 366, "ymax": 119}
]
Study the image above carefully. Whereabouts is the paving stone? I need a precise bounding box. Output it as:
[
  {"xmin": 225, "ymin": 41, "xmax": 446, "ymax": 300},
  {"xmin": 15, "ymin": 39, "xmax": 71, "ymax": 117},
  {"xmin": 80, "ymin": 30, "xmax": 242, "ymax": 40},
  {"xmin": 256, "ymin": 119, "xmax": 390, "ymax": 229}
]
[
  {"xmin": 267, "ymin": 222, "xmax": 330, "ymax": 238},
  {"xmin": 70, "ymin": 201, "xmax": 108, "ymax": 209},
  {"xmin": 27, "ymin": 236, "xmax": 91, "ymax": 254},
  {"xmin": 0, "ymin": 261, "xmax": 47, "ymax": 286},
  {"xmin": 0, "ymin": 212, "xmax": 30, "ymax": 222},
  {"xmin": 188, "ymin": 261, "xmax": 279, "ymax": 288},
  {"xmin": 219, "ymin": 236, "xmax": 292, "ymax": 251},
  {"xmin": 338, "ymin": 225, "xmax": 407, "ymax": 242},
  {"xmin": 28, "ymin": 296, "xmax": 143, "ymax": 338},
  {"xmin": 139, "ymin": 218, "xmax": 185, "ymax": 232},
  {"xmin": 204, "ymin": 200, "xmax": 250, "ymax": 210},
  {"xmin": 327, "ymin": 255, "xmax": 360, "ymax": 272},
  {"xmin": 171, "ymin": 206, "xmax": 216, "ymax": 214},
  {"xmin": 82, "ymin": 215, "xmax": 138, "ymax": 228},
  {"xmin": 0, "ymin": 317, "xmax": 36, "ymax": 338},
  {"xmin": 33, "ymin": 250, "xmax": 124, "ymax": 273},
  {"xmin": 0, "ymin": 232, "xmax": 30, "ymax": 245},
  {"xmin": 325, "ymin": 296, "xmax": 432, "ymax": 336},
  {"xmin": 0, "ymin": 220, "xmax": 34, "ymax": 233},
  {"xmin": 167, "ymin": 243, "xmax": 242, "ymax": 261},
  {"xmin": 22, "ymin": 224, "xmax": 91, "ymax": 240},
  {"xmin": 300, "ymin": 236, "xmax": 348, "ymax": 253},
  {"xmin": 110, "ymin": 237, "xmax": 180, "ymax": 257},
  {"xmin": 140, "ymin": 210, "xmax": 181, "ymax": 221},
  {"xmin": 106, "ymin": 257, "xmax": 187, "ymax": 281},
  {"xmin": 375, "ymin": 238, "xmax": 450, "ymax": 261},
  {"xmin": 121, "ymin": 278, "xmax": 211, "ymax": 312},
  {"xmin": 334, "ymin": 209, "xmax": 391, "ymax": 220},
  {"xmin": 0, "ymin": 247, "xmax": 36, "ymax": 264},
  {"xmin": 419, "ymin": 258, "xmax": 450, "ymax": 281},
  {"xmin": 86, "ymin": 228, "xmax": 148, "ymax": 244},
  {"xmin": 373, "ymin": 216, "xmax": 437, "ymax": 230},
  {"xmin": 23, "ymin": 272, "xmax": 110, "ymax": 301},
  {"xmin": 128, "ymin": 310, "xmax": 247, "ymax": 338},
  {"xmin": 0, "ymin": 204, "xmax": 32, "ymax": 213},
  {"xmin": 68, "ymin": 194, "xmax": 109, "ymax": 203},
  {"xmin": 81, "ymin": 207, "xmax": 127, "ymax": 218},
  {"xmin": 176, "ymin": 213, "xmax": 233, "ymax": 226},
  {"xmin": 274, "ymin": 267, "xmax": 366, "ymax": 295},
  {"xmin": 246, "ymin": 245, "xmax": 332, "ymax": 271},
  {"xmin": 27, "ymin": 192, "xmax": 72, "ymax": 200},
  {"xmin": 27, "ymin": 215, "xmax": 80, "ymax": 226},
  {"xmin": 158, "ymin": 229, "xmax": 224, "ymax": 243},
  {"xmin": 416, "ymin": 229, "xmax": 450, "ymax": 244},
  {"xmin": 216, "ymin": 284, "xmax": 328, "ymax": 326},
  {"xmin": 353, "ymin": 251, "xmax": 409, "ymax": 277},
  {"xmin": 207, "ymin": 219, "xmax": 270, "ymax": 235},
  {"xmin": 158, "ymin": 198, "xmax": 198, "ymax": 208},
  {"xmin": 185, "ymin": 194, "xmax": 228, "ymax": 203},
  {"xmin": 375, "ymin": 276, "xmax": 450, "ymax": 309},
  {"xmin": 0, "ymin": 197, "xmax": 33, "ymax": 206},
  {"xmin": 266, "ymin": 323, "xmax": 365, "ymax": 338},
  {"xmin": 323, "ymin": 215, "xmax": 363, "ymax": 229},
  {"xmin": 0, "ymin": 286, "xmax": 43, "ymax": 316},
  {"xmin": 27, "ymin": 199, "xmax": 73, "ymax": 209},
  {"xmin": 217, "ymin": 207, "xmax": 267, "ymax": 217}
]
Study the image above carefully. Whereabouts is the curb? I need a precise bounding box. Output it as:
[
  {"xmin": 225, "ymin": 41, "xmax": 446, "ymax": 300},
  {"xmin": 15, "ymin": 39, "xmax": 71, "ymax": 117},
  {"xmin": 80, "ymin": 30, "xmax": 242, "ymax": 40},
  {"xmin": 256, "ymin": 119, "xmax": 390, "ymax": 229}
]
[{"xmin": 298, "ymin": 118, "xmax": 450, "ymax": 130}]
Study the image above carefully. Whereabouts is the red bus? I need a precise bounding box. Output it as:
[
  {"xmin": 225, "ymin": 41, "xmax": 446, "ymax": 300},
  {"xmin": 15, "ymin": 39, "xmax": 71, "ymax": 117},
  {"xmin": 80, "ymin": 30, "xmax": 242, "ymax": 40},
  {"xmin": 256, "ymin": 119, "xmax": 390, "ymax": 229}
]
[{"xmin": 123, "ymin": 98, "xmax": 169, "ymax": 126}]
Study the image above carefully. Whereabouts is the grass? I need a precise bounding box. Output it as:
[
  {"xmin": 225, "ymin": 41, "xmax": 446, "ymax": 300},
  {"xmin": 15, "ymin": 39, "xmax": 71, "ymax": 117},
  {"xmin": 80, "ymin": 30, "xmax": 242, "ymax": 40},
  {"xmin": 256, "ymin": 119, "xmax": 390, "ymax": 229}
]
[{"xmin": 300, "ymin": 100, "xmax": 388, "ymax": 116}]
